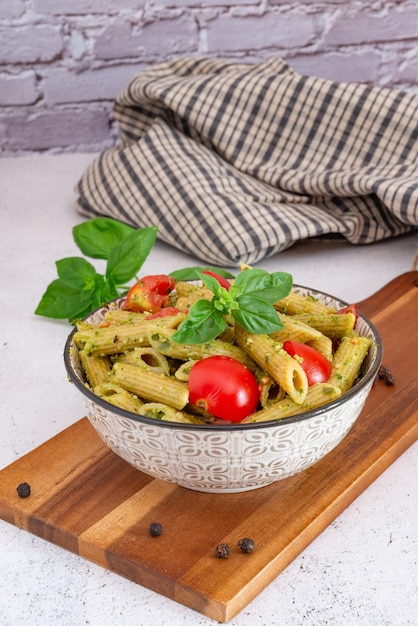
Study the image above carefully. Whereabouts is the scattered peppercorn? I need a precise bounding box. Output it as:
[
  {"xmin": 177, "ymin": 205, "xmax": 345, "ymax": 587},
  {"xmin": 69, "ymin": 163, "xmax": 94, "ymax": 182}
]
[
  {"xmin": 378, "ymin": 365, "xmax": 395, "ymax": 386},
  {"xmin": 148, "ymin": 522, "xmax": 163, "ymax": 537},
  {"xmin": 16, "ymin": 482, "xmax": 31, "ymax": 498},
  {"xmin": 214, "ymin": 543, "xmax": 230, "ymax": 559},
  {"xmin": 237, "ymin": 537, "xmax": 255, "ymax": 553}
]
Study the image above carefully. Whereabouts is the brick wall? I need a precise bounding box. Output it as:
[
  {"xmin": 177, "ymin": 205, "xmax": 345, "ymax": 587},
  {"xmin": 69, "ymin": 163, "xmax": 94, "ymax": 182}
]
[{"xmin": 1, "ymin": 0, "xmax": 417, "ymax": 155}]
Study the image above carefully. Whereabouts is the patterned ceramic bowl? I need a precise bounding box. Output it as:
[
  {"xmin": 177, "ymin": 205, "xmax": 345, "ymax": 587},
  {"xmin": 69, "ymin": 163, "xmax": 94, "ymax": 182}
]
[{"xmin": 64, "ymin": 286, "xmax": 382, "ymax": 493}]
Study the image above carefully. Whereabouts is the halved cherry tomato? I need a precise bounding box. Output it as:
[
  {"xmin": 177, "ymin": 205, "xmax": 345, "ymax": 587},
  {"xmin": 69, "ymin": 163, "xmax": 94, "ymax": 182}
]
[
  {"xmin": 123, "ymin": 275, "xmax": 176, "ymax": 313},
  {"xmin": 145, "ymin": 307, "xmax": 185, "ymax": 320},
  {"xmin": 202, "ymin": 270, "xmax": 231, "ymax": 290},
  {"xmin": 282, "ymin": 341, "xmax": 332, "ymax": 386},
  {"xmin": 188, "ymin": 356, "xmax": 260, "ymax": 422}
]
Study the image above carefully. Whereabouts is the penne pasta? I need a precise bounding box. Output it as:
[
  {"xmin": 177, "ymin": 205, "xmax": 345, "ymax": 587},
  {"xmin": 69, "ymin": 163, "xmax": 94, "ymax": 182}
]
[
  {"xmin": 145, "ymin": 311, "xmax": 188, "ymax": 329},
  {"xmin": 174, "ymin": 359, "xmax": 199, "ymax": 381},
  {"xmin": 103, "ymin": 309, "xmax": 147, "ymax": 325},
  {"xmin": 74, "ymin": 313, "xmax": 188, "ymax": 357},
  {"xmin": 79, "ymin": 350, "xmax": 111, "ymax": 388},
  {"xmin": 328, "ymin": 336, "xmax": 372, "ymax": 393},
  {"xmin": 94, "ymin": 382, "xmax": 145, "ymax": 415},
  {"xmin": 306, "ymin": 334, "xmax": 334, "ymax": 362},
  {"xmin": 257, "ymin": 372, "xmax": 286, "ymax": 408},
  {"xmin": 174, "ymin": 282, "xmax": 213, "ymax": 302},
  {"xmin": 140, "ymin": 402, "xmax": 206, "ymax": 424},
  {"xmin": 175, "ymin": 295, "xmax": 198, "ymax": 311},
  {"xmin": 270, "ymin": 313, "xmax": 323, "ymax": 343},
  {"xmin": 274, "ymin": 291, "xmax": 337, "ymax": 316},
  {"xmin": 115, "ymin": 347, "xmax": 171, "ymax": 375},
  {"xmin": 216, "ymin": 322, "xmax": 236, "ymax": 344},
  {"xmin": 243, "ymin": 383, "xmax": 342, "ymax": 423},
  {"xmin": 74, "ymin": 321, "xmax": 151, "ymax": 356},
  {"xmin": 291, "ymin": 312, "xmax": 356, "ymax": 338},
  {"xmin": 235, "ymin": 325, "xmax": 308, "ymax": 404},
  {"xmin": 110, "ymin": 362, "xmax": 189, "ymax": 410},
  {"xmin": 75, "ymin": 320, "xmax": 97, "ymax": 332},
  {"xmin": 147, "ymin": 325, "xmax": 258, "ymax": 372}
]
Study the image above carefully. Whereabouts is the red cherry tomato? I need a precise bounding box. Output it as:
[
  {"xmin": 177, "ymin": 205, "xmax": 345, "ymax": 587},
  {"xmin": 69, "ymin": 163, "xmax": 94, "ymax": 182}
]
[
  {"xmin": 188, "ymin": 356, "xmax": 260, "ymax": 422},
  {"xmin": 202, "ymin": 270, "xmax": 231, "ymax": 290},
  {"xmin": 282, "ymin": 341, "xmax": 332, "ymax": 386},
  {"xmin": 145, "ymin": 307, "xmax": 185, "ymax": 320},
  {"xmin": 123, "ymin": 275, "xmax": 176, "ymax": 313}
]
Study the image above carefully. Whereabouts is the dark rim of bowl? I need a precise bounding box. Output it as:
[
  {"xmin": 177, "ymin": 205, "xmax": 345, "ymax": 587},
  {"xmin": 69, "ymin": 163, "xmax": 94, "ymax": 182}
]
[{"xmin": 63, "ymin": 285, "xmax": 383, "ymax": 431}]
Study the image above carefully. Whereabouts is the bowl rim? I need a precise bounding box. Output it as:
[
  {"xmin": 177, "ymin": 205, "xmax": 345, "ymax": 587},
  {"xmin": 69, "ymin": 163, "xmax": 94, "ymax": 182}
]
[{"xmin": 64, "ymin": 284, "xmax": 383, "ymax": 431}]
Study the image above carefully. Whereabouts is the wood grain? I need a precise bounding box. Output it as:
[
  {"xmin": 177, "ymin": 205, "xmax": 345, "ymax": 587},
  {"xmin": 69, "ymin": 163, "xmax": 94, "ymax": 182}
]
[{"xmin": 1, "ymin": 272, "xmax": 417, "ymax": 623}]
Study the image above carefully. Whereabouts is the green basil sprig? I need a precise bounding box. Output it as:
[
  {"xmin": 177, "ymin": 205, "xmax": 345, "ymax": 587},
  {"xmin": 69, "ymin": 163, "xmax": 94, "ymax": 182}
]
[
  {"xmin": 35, "ymin": 217, "xmax": 158, "ymax": 322},
  {"xmin": 171, "ymin": 268, "xmax": 293, "ymax": 344}
]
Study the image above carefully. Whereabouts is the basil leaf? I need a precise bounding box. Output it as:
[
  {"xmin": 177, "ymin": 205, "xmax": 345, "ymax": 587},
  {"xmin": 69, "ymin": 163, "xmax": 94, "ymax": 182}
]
[
  {"xmin": 169, "ymin": 266, "xmax": 235, "ymax": 280},
  {"xmin": 88, "ymin": 275, "xmax": 119, "ymax": 310},
  {"xmin": 73, "ymin": 217, "xmax": 136, "ymax": 260},
  {"xmin": 229, "ymin": 268, "xmax": 272, "ymax": 298},
  {"xmin": 233, "ymin": 295, "xmax": 284, "ymax": 334},
  {"xmin": 36, "ymin": 218, "xmax": 159, "ymax": 323},
  {"xmin": 106, "ymin": 226, "xmax": 158, "ymax": 284},
  {"xmin": 230, "ymin": 269, "xmax": 292, "ymax": 304},
  {"xmin": 34, "ymin": 278, "xmax": 94, "ymax": 320},
  {"xmin": 196, "ymin": 270, "xmax": 224, "ymax": 297},
  {"xmin": 269, "ymin": 271, "xmax": 293, "ymax": 299},
  {"xmin": 56, "ymin": 257, "xmax": 98, "ymax": 291},
  {"xmin": 171, "ymin": 300, "xmax": 226, "ymax": 344},
  {"xmin": 251, "ymin": 272, "xmax": 293, "ymax": 304},
  {"xmin": 100, "ymin": 275, "xmax": 121, "ymax": 303},
  {"xmin": 88, "ymin": 274, "xmax": 106, "ymax": 310}
]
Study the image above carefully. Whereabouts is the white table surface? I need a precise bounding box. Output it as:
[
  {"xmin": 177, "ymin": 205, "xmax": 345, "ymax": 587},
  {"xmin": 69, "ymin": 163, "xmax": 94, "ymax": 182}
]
[{"xmin": 0, "ymin": 153, "xmax": 417, "ymax": 626}]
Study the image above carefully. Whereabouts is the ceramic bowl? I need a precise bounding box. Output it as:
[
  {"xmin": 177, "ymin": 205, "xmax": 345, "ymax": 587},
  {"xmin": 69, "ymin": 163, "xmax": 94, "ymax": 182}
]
[{"xmin": 64, "ymin": 285, "xmax": 382, "ymax": 493}]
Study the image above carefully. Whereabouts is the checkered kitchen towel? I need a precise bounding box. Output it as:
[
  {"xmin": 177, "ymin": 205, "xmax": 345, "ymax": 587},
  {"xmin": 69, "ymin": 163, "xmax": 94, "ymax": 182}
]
[{"xmin": 76, "ymin": 56, "xmax": 418, "ymax": 267}]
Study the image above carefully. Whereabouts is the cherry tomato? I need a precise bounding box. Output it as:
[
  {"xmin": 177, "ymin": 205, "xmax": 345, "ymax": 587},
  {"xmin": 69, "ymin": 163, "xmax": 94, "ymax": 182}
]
[
  {"xmin": 123, "ymin": 275, "xmax": 176, "ymax": 313},
  {"xmin": 145, "ymin": 307, "xmax": 185, "ymax": 320},
  {"xmin": 188, "ymin": 356, "xmax": 260, "ymax": 422},
  {"xmin": 202, "ymin": 270, "xmax": 231, "ymax": 291},
  {"xmin": 282, "ymin": 341, "xmax": 332, "ymax": 386}
]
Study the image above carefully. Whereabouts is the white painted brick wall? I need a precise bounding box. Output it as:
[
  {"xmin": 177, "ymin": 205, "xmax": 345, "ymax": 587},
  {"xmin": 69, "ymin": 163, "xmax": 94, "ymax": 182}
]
[
  {"xmin": 1, "ymin": 0, "xmax": 417, "ymax": 155},
  {"xmin": 0, "ymin": 0, "xmax": 25, "ymax": 20},
  {"xmin": 206, "ymin": 12, "xmax": 318, "ymax": 51}
]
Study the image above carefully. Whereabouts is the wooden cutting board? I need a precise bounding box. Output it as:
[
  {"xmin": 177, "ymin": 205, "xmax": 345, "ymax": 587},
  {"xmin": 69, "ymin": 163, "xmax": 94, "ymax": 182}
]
[{"xmin": 1, "ymin": 272, "xmax": 417, "ymax": 623}]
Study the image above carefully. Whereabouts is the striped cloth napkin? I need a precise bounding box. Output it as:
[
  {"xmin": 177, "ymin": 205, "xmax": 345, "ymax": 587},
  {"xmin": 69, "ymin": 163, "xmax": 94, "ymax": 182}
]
[{"xmin": 76, "ymin": 56, "xmax": 418, "ymax": 267}]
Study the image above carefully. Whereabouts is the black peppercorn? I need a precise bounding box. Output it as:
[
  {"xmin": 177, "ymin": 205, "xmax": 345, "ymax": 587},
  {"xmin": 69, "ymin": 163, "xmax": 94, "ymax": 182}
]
[
  {"xmin": 237, "ymin": 537, "xmax": 255, "ymax": 553},
  {"xmin": 16, "ymin": 482, "xmax": 31, "ymax": 498},
  {"xmin": 214, "ymin": 543, "xmax": 230, "ymax": 558},
  {"xmin": 378, "ymin": 365, "xmax": 395, "ymax": 386},
  {"xmin": 148, "ymin": 522, "xmax": 163, "ymax": 537}
]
